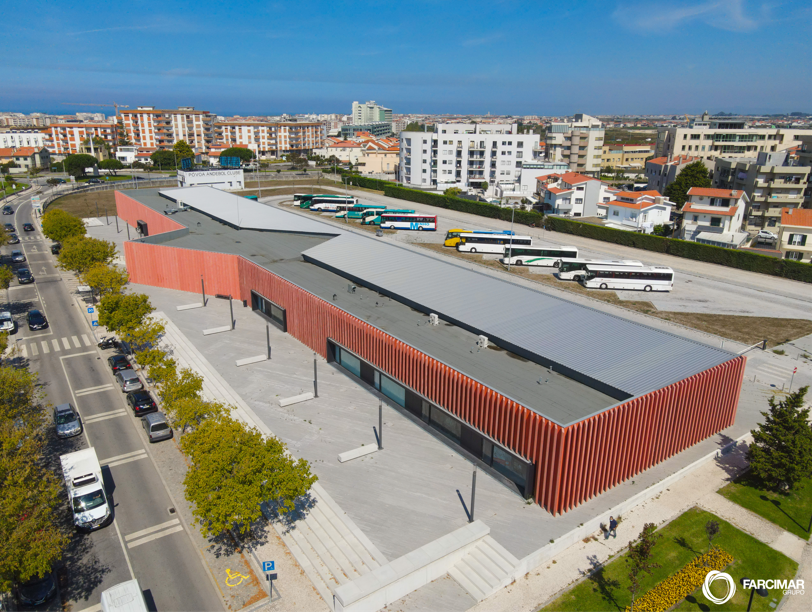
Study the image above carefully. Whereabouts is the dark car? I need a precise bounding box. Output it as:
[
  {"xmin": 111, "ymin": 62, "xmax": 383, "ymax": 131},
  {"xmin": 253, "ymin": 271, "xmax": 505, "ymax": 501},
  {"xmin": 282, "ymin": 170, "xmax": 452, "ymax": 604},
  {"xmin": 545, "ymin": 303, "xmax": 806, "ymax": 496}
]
[
  {"xmin": 27, "ymin": 309, "xmax": 48, "ymax": 330},
  {"xmin": 3, "ymin": 223, "xmax": 15, "ymax": 233},
  {"xmin": 7, "ymin": 233, "xmax": 20, "ymax": 244},
  {"xmin": 2, "ymin": 205, "xmax": 12, "ymax": 215},
  {"xmin": 107, "ymin": 354, "xmax": 132, "ymax": 373},
  {"xmin": 127, "ymin": 390, "xmax": 158, "ymax": 416},
  {"xmin": 50, "ymin": 242, "xmax": 61, "ymax": 254},
  {"xmin": 53, "ymin": 177, "xmax": 66, "ymax": 183},
  {"xmin": 87, "ymin": 178, "xmax": 102, "ymax": 184},
  {"xmin": 15, "ymin": 571, "xmax": 57, "ymax": 606},
  {"xmin": 16, "ymin": 268, "xmax": 34, "ymax": 284},
  {"xmin": 22, "ymin": 222, "xmax": 35, "ymax": 232}
]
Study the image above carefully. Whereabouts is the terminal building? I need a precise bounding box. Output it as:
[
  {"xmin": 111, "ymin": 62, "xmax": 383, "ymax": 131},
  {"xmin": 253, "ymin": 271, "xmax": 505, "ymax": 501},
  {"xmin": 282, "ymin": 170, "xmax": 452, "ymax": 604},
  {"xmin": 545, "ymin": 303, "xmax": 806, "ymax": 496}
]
[{"xmin": 115, "ymin": 187, "xmax": 745, "ymax": 515}]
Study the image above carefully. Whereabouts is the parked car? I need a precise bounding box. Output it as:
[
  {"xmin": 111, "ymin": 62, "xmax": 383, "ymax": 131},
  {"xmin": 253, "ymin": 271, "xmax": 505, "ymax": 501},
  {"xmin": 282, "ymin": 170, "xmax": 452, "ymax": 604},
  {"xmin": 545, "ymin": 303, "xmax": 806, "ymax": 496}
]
[
  {"xmin": 16, "ymin": 267, "xmax": 34, "ymax": 284},
  {"xmin": 115, "ymin": 369, "xmax": 143, "ymax": 393},
  {"xmin": 22, "ymin": 222, "xmax": 35, "ymax": 232},
  {"xmin": 142, "ymin": 412, "xmax": 173, "ymax": 443},
  {"xmin": 87, "ymin": 178, "xmax": 102, "ymax": 184},
  {"xmin": 54, "ymin": 403, "xmax": 83, "ymax": 438},
  {"xmin": 4, "ymin": 223, "xmax": 15, "ymax": 232},
  {"xmin": 757, "ymin": 229, "xmax": 777, "ymax": 241},
  {"xmin": 107, "ymin": 354, "xmax": 132, "ymax": 373},
  {"xmin": 11, "ymin": 250, "xmax": 25, "ymax": 263},
  {"xmin": 27, "ymin": 309, "xmax": 48, "ymax": 330},
  {"xmin": 14, "ymin": 570, "xmax": 57, "ymax": 607},
  {"xmin": 53, "ymin": 177, "xmax": 66, "ymax": 183},
  {"xmin": 7, "ymin": 233, "xmax": 20, "ymax": 244},
  {"xmin": 50, "ymin": 242, "xmax": 61, "ymax": 254},
  {"xmin": 2, "ymin": 205, "xmax": 13, "ymax": 215},
  {"xmin": 127, "ymin": 390, "xmax": 158, "ymax": 417},
  {"xmin": 0, "ymin": 311, "xmax": 14, "ymax": 333}
]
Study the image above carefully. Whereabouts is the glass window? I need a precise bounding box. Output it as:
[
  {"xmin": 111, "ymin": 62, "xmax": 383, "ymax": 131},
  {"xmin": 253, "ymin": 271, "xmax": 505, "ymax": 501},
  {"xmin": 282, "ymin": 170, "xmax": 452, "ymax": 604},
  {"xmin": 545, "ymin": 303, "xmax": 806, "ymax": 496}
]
[
  {"xmin": 380, "ymin": 375, "xmax": 405, "ymax": 407},
  {"xmin": 492, "ymin": 447, "xmax": 527, "ymax": 488},
  {"xmin": 430, "ymin": 407, "xmax": 461, "ymax": 443},
  {"xmin": 339, "ymin": 349, "xmax": 361, "ymax": 378}
]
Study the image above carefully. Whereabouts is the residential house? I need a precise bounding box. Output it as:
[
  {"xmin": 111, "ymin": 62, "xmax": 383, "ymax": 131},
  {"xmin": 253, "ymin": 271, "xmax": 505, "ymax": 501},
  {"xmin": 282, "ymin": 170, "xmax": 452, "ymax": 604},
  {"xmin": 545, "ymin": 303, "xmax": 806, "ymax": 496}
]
[
  {"xmin": 536, "ymin": 172, "xmax": 614, "ymax": 217},
  {"xmin": 644, "ymin": 155, "xmax": 704, "ymax": 193},
  {"xmin": 778, "ymin": 208, "xmax": 812, "ymax": 262},
  {"xmin": 601, "ymin": 144, "xmax": 655, "ymax": 169},
  {"xmin": 603, "ymin": 191, "xmax": 674, "ymax": 233},
  {"xmin": 357, "ymin": 140, "xmax": 399, "ymax": 177},
  {"xmin": 680, "ymin": 187, "xmax": 748, "ymax": 248}
]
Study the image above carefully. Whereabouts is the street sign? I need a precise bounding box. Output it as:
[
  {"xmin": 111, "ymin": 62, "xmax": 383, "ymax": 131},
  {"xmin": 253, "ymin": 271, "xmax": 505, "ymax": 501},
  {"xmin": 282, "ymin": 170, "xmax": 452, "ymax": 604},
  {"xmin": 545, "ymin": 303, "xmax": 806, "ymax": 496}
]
[
  {"xmin": 265, "ymin": 572, "xmax": 278, "ymax": 581},
  {"xmin": 92, "ymin": 320, "xmax": 99, "ymax": 326},
  {"xmin": 87, "ymin": 307, "xmax": 95, "ymax": 314},
  {"xmin": 262, "ymin": 561, "xmax": 275, "ymax": 572}
]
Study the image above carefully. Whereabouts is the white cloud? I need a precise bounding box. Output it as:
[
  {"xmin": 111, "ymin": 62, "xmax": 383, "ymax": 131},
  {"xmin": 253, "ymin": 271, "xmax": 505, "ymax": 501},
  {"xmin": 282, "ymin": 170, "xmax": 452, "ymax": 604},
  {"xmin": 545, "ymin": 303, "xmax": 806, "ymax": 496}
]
[{"xmin": 613, "ymin": 0, "xmax": 759, "ymax": 32}]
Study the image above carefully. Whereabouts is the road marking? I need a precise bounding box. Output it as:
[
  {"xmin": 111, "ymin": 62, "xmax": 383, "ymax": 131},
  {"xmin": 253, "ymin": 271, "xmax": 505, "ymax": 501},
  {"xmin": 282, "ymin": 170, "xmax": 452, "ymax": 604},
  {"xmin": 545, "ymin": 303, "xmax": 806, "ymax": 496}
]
[
  {"xmin": 62, "ymin": 337, "xmax": 71, "ymax": 350},
  {"xmin": 125, "ymin": 518, "xmax": 181, "ymax": 542},
  {"xmin": 41, "ymin": 340, "xmax": 50, "ymax": 354},
  {"xmin": 102, "ymin": 449, "xmax": 148, "ymax": 468},
  {"xmin": 126, "ymin": 524, "xmax": 184, "ymax": 549},
  {"xmin": 20, "ymin": 344, "xmax": 29, "ymax": 358},
  {"xmin": 75, "ymin": 383, "xmax": 115, "ymax": 397},
  {"xmin": 72, "ymin": 335, "xmax": 81, "ymax": 347},
  {"xmin": 83, "ymin": 409, "xmax": 127, "ymax": 424},
  {"xmin": 225, "ymin": 568, "xmax": 250, "ymax": 587},
  {"xmin": 52, "ymin": 338, "xmax": 60, "ymax": 351},
  {"xmin": 82, "ymin": 334, "xmax": 91, "ymax": 346}
]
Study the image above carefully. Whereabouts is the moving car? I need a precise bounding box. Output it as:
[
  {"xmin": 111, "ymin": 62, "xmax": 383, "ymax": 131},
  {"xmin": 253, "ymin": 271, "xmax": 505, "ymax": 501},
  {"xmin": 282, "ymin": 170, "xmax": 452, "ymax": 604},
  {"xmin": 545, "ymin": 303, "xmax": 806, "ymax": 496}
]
[
  {"xmin": 14, "ymin": 570, "xmax": 57, "ymax": 606},
  {"xmin": 27, "ymin": 309, "xmax": 48, "ymax": 330},
  {"xmin": 88, "ymin": 177, "xmax": 102, "ymax": 184},
  {"xmin": 51, "ymin": 242, "xmax": 61, "ymax": 254},
  {"xmin": 2, "ymin": 205, "xmax": 12, "ymax": 215},
  {"xmin": 11, "ymin": 249, "xmax": 25, "ymax": 262},
  {"xmin": 16, "ymin": 267, "xmax": 34, "ymax": 284},
  {"xmin": 142, "ymin": 412, "xmax": 173, "ymax": 443},
  {"xmin": 127, "ymin": 390, "xmax": 157, "ymax": 416},
  {"xmin": 54, "ymin": 403, "xmax": 83, "ymax": 438},
  {"xmin": 107, "ymin": 354, "xmax": 131, "ymax": 373},
  {"xmin": 0, "ymin": 311, "xmax": 14, "ymax": 333},
  {"xmin": 7, "ymin": 233, "xmax": 20, "ymax": 244},
  {"xmin": 22, "ymin": 222, "xmax": 35, "ymax": 232}
]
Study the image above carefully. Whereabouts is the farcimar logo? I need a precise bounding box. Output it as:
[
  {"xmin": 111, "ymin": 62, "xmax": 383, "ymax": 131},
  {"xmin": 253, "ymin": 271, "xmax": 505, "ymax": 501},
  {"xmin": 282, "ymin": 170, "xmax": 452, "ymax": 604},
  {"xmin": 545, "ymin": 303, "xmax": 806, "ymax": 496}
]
[
  {"xmin": 703, "ymin": 571, "xmax": 736, "ymax": 605},
  {"xmin": 741, "ymin": 578, "xmax": 805, "ymax": 596}
]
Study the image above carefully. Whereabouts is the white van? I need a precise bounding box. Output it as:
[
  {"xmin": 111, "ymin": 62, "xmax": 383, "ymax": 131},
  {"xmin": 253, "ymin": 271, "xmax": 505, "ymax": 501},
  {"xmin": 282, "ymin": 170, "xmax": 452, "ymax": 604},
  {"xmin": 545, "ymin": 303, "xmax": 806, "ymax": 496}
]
[{"xmin": 60, "ymin": 448, "xmax": 112, "ymax": 532}]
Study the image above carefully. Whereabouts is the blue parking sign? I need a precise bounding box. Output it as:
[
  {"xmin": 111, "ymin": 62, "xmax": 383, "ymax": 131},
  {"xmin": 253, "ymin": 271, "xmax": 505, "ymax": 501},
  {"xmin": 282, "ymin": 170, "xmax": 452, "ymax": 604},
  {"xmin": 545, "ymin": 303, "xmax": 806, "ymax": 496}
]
[
  {"xmin": 87, "ymin": 307, "xmax": 94, "ymax": 313},
  {"xmin": 92, "ymin": 320, "xmax": 99, "ymax": 326},
  {"xmin": 262, "ymin": 561, "xmax": 275, "ymax": 572}
]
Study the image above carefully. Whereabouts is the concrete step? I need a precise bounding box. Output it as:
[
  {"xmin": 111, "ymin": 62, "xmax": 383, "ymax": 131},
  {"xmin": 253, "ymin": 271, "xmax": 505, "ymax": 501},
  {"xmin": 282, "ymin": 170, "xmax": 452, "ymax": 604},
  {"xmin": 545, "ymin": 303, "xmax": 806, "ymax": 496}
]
[
  {"xmin": 285, "ymin": 523, "xmax": 340, "ymax": 599},
  {"xmin": 448, "ymin": 535, "xmax": 520, "ymax": 602},
  {"xmin": 308, "ymin": 503, "xmax": 371, "ymax": 577},
  {"xmin": 273, "ymin": 523, "xmax": 334, "ymax": 609},
  {"xmin": 480, "ymin": 536, "xmax": 520, "ymax": 573},
  {"xmin": 296, "ymin": 519, "xmax": 352, "ymax": 585},
  {"xmin": 448, "ymin": 564, "xmax": 488, "ymax": 602},
  {"xmin": 467, "ymin": 548, "xmax": 505, "ymax": 588}
]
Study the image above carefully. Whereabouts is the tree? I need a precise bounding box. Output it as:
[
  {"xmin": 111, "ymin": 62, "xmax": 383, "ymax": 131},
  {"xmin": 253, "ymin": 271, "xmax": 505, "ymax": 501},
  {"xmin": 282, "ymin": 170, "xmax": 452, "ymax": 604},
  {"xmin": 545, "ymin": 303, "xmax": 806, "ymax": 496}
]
[
  {"xmin": 166, "ymin": 397, "xmax": 228, "ymax": 435},
  {"xmin": 99, "ymin": 159, "xmax": 124, "ymax": 175},
  {"xmin": 705, "ymin": 520, "xmax": 720, "ymax": 553},
  {"xmin": 64, "ymin": 154, "xmax": 98, "ymax": 178},
  {"xmin": 221, "ymin": 147, "xmax": 254, "ymax": 164},
  {"xmin": 173, "ymin": 140, "xmax": 195, "ymax": 166},
  {"xmin": 158, "ymin": 366, "xmax": 203, "ymax": 407},
  {"xmin": 150, "ymin": 150, "xmax": 176, "ymax": 170},
  {"xmin": 0, "ymin": 228, "xmax": 8, "ymax": 249},
  {"xmin": 57, "ymin": 236, "xmax": 117, "ymax": 276},
  {"xmin": 98, "ymin": 293, "xmax": 153, "ymax": 333},
  {"xmin": 0, "ymin": 332, "xmax": 7, "ymax": 355},
  {"xmin": 0, "ymin": 365, "xmax": 40, "ymax": 427},
  {"xmin": 748, "ymin": 386, "xmax": 812, "ymax": 491},
  {"xmin": 290, "ymin": 153, "xmax": 308, "ymax": 170},
  {"xmin": 41, "ymin": 209, "xmax": 86, "ymax": 243},
  {"xmin": 480, "ymin": 181, "xmax": 489, "ymax": 191},
  {"xmin": 82, "ymin": 263, "xmax": 128, "ymax": 297},
  {"xmin": 444, "ymin": 187, "xmax": 462, "ymax": 197},
  {"xmin": 663, "ymin": 161, "xmax": 712, "ymax": 208},
  {"xmin": 0, "ymin": 266, "xmax": 12, "ymax": 290},
  {"xmin": 122, "ymin": 318, "xmax": 165, "ymax": 365},
  {"xmin": 626, "ymin": 523, "xmax": 661, "ymax": 612},
  {"xmin": 181, "ymin": 416, "xmax": 317, "ymax": 537}
]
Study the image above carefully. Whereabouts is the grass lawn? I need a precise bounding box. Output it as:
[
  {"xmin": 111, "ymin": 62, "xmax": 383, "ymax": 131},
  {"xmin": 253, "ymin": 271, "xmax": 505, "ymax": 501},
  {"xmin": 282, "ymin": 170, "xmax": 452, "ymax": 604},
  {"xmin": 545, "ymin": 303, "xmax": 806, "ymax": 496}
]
[
  {"xmin": 75, "ymin": 175, "xmax": 133, "ymax": 182},
  {"xmin": 718, "ymin": 474, "xmax": 812, "ymax": 541},
  {"xmin": 2, "ymin": 184, "xmax": 26, "ymax": 196},
  {"xmin": 540, "ymin": 507, "xmax": 797, "ymax": 612},
  {"xmin": 48, "ymin": 190, "xmax": 116, "ymax": 218}
]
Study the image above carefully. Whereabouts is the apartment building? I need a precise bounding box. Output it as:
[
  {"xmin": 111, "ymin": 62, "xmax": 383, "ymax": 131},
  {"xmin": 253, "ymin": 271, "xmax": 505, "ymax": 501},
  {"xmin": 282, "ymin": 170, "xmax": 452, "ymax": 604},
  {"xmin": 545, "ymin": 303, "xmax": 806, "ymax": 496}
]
[
  {"xmin": 680, "ymin": 188, "xmax": 748, "ymax": 248},
  {"xmin": 655, "ymin": 113, "xmax": 812, "ymax": 162},
  {"xmin": 778, "ymin": 208, "xmax": 812, "ymax": 262},
  {"xmin": 352, "ymin": 101, "xmax": 392, "ymax": 125},
  {"xmin": 601, "ymin": 143, "xmax": 655, "ymax": 169},
  {"xmin": 341, "ymin": 123, "xmax": 393, "ymax": 139},
  {"xmin": 603, "ymin": 191, "xmax": 674, "ymax": 233},
  {"xmin": 713, "ymin": 151, "xmax": 810, "ymax": 233},
  {"xmin": 797, "ymin": 135, "xmax": 812, "ymax": 207},
  {"xmin": 214, "ymin": 121, "xmax": 323, "ymax": 157},
  {"xmin": 644, "ymin": 155, "xmax": 702, "ymax": 193},
  {"xmin": 45, "ymin": 123, "xmax": 118, "ymax": 156},
  {"xmin": 0, "ymin": 130, "xmax": 47, "ymax": 149},
  {"xmin": 120, "ymin": 106, "xmax": 215, "ymax": 154},
  {"xmin": 545, "ymin": 113, "xmax": 604, "ymax": 174},
  {"xmin": 399, "ymin": 123, "xmax": 541, "ymax": 191},
  {"xmin": 536, "ymin": 172, "xmax": 614, "ymax": 217}
]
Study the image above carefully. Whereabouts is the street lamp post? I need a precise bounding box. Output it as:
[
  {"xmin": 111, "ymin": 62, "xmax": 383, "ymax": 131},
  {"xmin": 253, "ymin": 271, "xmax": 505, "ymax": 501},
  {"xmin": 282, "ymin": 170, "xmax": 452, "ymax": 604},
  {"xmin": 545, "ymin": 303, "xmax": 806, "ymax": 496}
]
[
  {"xmin": 507, "ymin": 204, "xmax": 516, "ymax": 272},
  {"xmin": 740, "ymin": 577, "xmax": 768, "ymax": 612}
]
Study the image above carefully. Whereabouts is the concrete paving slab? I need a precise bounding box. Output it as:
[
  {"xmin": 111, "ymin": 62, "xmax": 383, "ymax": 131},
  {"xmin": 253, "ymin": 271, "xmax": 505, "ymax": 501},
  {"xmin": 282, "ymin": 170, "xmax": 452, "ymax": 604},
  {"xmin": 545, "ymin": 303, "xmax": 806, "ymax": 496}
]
[
  {"xmin": 177, "ymin": 303, "xmax": 204, "ymax": 311},
  {"xmin": 202, "ymin": 325, "xmax": 232, "ymax": 335},
  {"xmin": 279, "ymin": 392, "xmax": 315, "ymax": 407},
  {"xmin": 338, "ymin": 445, "xmax": 379, "ymax": 463},
  {"xmin": 236, "ymin": 354, "xmax": 269, "ymax": 367}
]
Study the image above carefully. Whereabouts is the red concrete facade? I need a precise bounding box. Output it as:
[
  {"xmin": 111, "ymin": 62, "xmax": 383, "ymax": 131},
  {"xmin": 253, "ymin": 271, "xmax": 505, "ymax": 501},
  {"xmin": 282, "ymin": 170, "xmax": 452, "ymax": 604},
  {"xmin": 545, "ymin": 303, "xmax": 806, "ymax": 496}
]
[{"xmin": 117, "ymin": 192, "xmax": 745, "ymax": 515}]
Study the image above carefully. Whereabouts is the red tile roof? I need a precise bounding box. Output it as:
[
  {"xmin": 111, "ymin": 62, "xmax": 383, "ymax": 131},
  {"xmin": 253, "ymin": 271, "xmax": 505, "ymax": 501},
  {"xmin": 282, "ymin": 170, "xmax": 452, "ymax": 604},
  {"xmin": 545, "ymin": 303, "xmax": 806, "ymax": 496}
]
[
  {"xmin": 781, "ymin": 208, "xmax": 812, "ymax": 227},
  {"xmin": 545, "ymin": 186, "xmax": 572, "ymax": 195},
  {"xmin": 607, "ymin": 199, "xmax": 668, "ymax": 211},
  {"xmin": 688, "ymin": 187, "xmax": 744, "ymax": 199},
  {"xmin": 558, "ymin": 172, "xmax": 598, "ymax": 186},
  {"xmin": 682, "ymin": 204, "xmax": 739, "ymax": 217},
  {"xmin": 12, "ymin": 147, "xmax": 40, "ymax": 157},
  {"xmin": 647, "ymin": 155, "xmax": 699, "ymax": 167},
  {"xmin": 0, "ymin": 148, "xmax": 15, "ymax": 158},
  {"xmin": 614, "ymin": 190, "xmax": 662, "ymax": 199}
]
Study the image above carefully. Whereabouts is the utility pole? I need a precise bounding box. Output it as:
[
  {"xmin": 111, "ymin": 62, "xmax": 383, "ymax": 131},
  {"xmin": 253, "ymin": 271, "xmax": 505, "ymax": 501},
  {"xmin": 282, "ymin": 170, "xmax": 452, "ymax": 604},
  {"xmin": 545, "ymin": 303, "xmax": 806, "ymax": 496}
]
[{"xmin": 507, "ymin": 204, "xmax": 516, "ymax": 272}]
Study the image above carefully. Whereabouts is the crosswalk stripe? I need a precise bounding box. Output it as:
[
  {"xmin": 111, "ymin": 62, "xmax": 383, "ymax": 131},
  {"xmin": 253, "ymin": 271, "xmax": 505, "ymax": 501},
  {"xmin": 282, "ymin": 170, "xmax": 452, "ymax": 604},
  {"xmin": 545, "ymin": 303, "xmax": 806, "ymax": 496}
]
[
  {"xmin": 102, "ymin": 449, "xmax": 146, "ymax": 463},
  {"xmin": 83, "ymin": 409, "xmax": 127, "ymax": 423},
  {"xmin": 125, "ymin": 518, "xmax": 180, "ymax": 542},
  {"xmin": 62, "ymin": 337, "xmax": 71, "ymax": 350},
  {"xmin": 82, "ymin": 334, "xmax": 91, "ymax": 346},
  {"xmin": 72, "ymin": 335, "xmax": 81, "ymax": 348},
  {"xmin": 75, "ymin": 384, "xmax": 115, "ymax": 397},
  {"xmin": 104, "ymin": 453, "xmax": 148, "ymax": 469},
  {"xmin": 52, "ymin": 339, "xmax": 60, "ymax": 351},
  {"xmin": 41, "ymin": 341, "xmax": 49, "ymax": 354},
  {"xmin": 21, "ymin": 344, "xmax": 29, "ymax": 358},
  {"xmin": 126, "ymin": 525, "xmax": 184, "ymax": 549}
]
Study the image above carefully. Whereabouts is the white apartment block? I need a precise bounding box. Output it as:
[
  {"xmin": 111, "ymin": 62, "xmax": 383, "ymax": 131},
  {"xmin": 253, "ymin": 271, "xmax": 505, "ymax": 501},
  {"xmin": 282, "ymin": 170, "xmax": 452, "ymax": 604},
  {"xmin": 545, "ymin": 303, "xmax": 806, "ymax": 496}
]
[
  {"xmin": 545, "ymin": 113, "xmax": 604, "ymax": 174},
  {"xmin": 680, "ymin": 187, "xmax": 748, "ymax": 248},
  {"xmin": 603, "ymin": 191, "xmax": 674, "ymax": 233},
  {"xmin": 655, "ymin": 113, "xmax": 812, "ymax": 162},
  {"xmin": 352, "ymin": 101, "xmax": 392, "ymax": 125},
  {"xmin": 45, "ymin": 123, "xmax": 118, "ymax": 156},
  {"xmin": 120, "ymin": 106, "xmax": 216, "ymax": 154},
  {"xmin": 0, "ymin": 130, "xmax": 47, "ymax": 149},
  {"xmin": 399, "ymin": 123, "xmax": 541, "ymax": 191},
  {"xmin": 215, "ymin": 122, "xmax": 323, "ymax": 157}
]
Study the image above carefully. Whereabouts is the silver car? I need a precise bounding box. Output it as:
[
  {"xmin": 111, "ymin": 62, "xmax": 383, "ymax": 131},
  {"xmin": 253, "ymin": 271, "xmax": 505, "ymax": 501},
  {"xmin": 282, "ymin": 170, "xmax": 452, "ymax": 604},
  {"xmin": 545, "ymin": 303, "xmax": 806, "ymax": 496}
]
[
  {"xmin": 54, "ymin": 403, "xmax": 82, "ymax": 438},
  {"xmin": 11, "ymin": 250, "xmax": 26, "ymax": 263},
  {"xmin": 115, "ymin": 369, "xmax": 143, "ymax": 393},
  {"xmin": 142, "ymin": 412, "xmax": 173, "ymax": 443}
]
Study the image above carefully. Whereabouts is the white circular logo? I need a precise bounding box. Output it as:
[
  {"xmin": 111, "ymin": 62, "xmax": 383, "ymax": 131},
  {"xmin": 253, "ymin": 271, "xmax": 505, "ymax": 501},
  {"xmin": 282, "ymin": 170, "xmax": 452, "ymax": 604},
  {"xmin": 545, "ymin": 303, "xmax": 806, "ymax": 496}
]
[{"xmin": 703, "ymin": 570, "xmax": 736, "ymax": 604}]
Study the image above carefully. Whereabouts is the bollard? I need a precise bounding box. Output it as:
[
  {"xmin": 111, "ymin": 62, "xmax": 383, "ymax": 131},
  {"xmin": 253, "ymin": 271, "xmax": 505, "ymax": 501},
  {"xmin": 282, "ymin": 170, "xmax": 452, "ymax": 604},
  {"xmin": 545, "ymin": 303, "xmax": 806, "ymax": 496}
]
[
  {"xmin": 313, "ymin": 354, "xmax": 318, "ymax": 398},
  {"xmin": 378, "ymin": 399, "xmax": 383, "ymax": 450},
  {"xmin": 470, "ymin": 468, "xmax": 477, "ymax": 522}
]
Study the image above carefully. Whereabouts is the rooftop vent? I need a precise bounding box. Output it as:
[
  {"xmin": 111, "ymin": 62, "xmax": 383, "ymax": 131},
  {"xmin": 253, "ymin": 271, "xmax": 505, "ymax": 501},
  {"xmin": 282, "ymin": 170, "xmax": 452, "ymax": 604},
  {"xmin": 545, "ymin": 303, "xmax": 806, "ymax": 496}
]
[
  {"xmin": 429, "ymin": 313, "xmax": 439, "ymax": 326},
  {"xmin": 477, "ymin": 335, "xmax": 489, "ymax": 349}
]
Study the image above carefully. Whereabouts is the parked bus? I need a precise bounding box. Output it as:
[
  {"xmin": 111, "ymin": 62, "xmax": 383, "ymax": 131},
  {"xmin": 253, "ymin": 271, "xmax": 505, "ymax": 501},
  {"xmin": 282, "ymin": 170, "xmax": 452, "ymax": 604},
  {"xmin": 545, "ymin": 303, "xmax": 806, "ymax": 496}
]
[
  {"xmin": 444, "ymin": 229, "xmax": 515, "ymax": 247},
  {"xmin": 309, "ymin": 195, "xmax": 359, "ymax": 212},
  {"xmin": 361, "ymin": 209, "xmax": 416, "ymax": 224},
  {"xmin": 294, "ymin": 194, "xmax": 318, "ymax": 207},
  {"xmin": 297, "ymin": 194, "xmax": 355, "ymax": 209},
  {"xmin": 557, "ymin": 258, "xmax": 643, "ymax": 280},
  {"xmin": 457, "ymin": 234, "xmax": 532, "ymax": 254},
  {"xmin": 244, "ymin": 195, "xmax": 258, "ymax": 201},
  {"xmin": 378, "ymin": 213, "xmax": 437, "ymax": 231},
  {"xmin": 581, "ymin": 265, "xmax": 674, "ymax": 292},
  {"xmin": 334, "ymin": 204, "xmax": 386, "ymax": 219}
]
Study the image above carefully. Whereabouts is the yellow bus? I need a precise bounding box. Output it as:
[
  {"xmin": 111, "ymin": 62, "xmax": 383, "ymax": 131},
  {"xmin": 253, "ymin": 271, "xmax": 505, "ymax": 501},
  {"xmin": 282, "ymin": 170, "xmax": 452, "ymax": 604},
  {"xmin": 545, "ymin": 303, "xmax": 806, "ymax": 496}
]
[{"xmin": 443, "ymin": 228, "xmax": 515, "ymax": 247}]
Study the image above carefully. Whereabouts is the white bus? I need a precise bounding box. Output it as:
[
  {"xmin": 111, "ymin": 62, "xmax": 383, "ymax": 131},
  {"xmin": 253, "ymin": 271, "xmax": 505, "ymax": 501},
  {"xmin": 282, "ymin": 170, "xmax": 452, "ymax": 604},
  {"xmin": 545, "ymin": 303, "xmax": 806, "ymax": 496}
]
[
  {"xmin": 498, "ymin": 244, "xmax": 577, "ymax": 265},
  {"xmin": 457, "ymin": 234, "xmax": 532, "ymax": 254},
  {"xmin": 379, "ymin": 213, "xmax": 437, "ymax": 231},
  {"xmin": 581, "ymin": 265, "xmax": 675, "ymax": 292},
  {"xmin": 309, "ymin": 195, "xmax": 358, "ymax": 212},
  {"xmin": 557, "ymin": 258, "xmax": 643, "ymax": 280}
]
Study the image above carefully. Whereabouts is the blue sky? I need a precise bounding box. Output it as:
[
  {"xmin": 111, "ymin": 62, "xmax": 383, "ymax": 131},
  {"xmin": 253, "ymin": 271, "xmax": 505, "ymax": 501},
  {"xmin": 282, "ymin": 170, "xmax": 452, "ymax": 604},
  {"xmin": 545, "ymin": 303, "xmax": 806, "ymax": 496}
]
[{"xmin": 1, "ymin": 0, "xmax": 809, "ymax": 116}]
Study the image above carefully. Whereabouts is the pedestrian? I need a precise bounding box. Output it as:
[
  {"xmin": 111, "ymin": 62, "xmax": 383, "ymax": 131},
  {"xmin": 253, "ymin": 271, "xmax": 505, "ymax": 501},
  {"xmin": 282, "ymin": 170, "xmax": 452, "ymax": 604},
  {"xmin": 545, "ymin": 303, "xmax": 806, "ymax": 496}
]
[{"xmin": 609, "ymin": 516, "xmax": 618, "ymax": 538}]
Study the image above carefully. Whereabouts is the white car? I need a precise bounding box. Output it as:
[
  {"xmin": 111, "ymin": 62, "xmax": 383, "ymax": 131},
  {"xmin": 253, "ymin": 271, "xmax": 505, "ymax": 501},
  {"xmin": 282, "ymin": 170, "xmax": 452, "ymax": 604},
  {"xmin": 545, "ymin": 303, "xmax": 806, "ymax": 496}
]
[
  {"xmin": 756, "ymin": 230, "xmax": 777, "ymax": 240},
  {"xmin": 0, "ymin": 311, "xmax": 14, "ymax": 333}
]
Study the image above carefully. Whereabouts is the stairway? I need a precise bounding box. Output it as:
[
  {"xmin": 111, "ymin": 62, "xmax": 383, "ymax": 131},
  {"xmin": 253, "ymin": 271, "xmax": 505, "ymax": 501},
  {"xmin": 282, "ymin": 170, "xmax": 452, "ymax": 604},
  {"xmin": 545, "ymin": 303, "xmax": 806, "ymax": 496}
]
[{"xmin": 448, "ymin": 536, "xmax": 520, "ymax": 602}]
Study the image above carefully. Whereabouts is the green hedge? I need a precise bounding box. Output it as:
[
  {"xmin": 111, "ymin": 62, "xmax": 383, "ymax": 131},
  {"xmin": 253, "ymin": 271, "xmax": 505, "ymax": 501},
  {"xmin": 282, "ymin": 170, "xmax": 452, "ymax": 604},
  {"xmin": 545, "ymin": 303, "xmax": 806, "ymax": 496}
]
[{"xmin": 544, "ymin": 216, "xmax": 812, "ymax": 283}]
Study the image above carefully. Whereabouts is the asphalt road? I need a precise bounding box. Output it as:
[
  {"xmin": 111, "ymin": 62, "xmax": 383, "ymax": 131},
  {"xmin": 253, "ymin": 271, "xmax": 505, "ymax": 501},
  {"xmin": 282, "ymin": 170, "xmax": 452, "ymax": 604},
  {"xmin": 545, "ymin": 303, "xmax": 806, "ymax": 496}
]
[{"xmin": 2, "ymin": 191, "xmax": 223, "ymax": 612}]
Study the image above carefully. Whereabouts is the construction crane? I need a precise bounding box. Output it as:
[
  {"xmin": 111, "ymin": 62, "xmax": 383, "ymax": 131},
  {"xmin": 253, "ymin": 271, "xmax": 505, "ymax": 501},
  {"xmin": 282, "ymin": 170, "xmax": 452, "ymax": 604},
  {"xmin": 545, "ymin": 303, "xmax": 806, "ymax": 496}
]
[{"xmin": 61, "ymin": 102, "xmax": 129, "ymax": 118}]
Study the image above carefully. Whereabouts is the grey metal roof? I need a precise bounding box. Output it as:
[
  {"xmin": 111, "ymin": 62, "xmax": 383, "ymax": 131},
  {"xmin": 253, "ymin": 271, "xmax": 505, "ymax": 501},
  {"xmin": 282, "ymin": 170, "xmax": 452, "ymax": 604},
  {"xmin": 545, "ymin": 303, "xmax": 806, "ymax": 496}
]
[{"xmin": 302, "ymin": 233, "xmax": 737, "ymax": 398}]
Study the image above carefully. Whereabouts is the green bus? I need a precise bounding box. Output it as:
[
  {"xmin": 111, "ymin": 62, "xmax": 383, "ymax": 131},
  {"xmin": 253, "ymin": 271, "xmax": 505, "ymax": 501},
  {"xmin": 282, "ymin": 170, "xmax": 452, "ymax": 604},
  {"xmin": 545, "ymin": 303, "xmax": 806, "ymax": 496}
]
[
  {"xmin": 296, "ymin": 194, "xmax": 353, "ymax": 209},
  {"xmin": 361, "ymin": 209, "xmax": 416, "ymax": 225}
]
